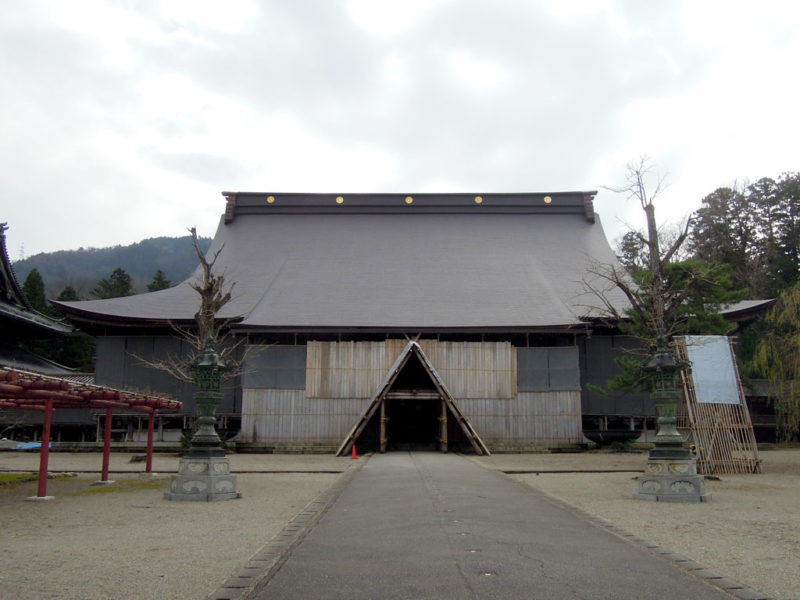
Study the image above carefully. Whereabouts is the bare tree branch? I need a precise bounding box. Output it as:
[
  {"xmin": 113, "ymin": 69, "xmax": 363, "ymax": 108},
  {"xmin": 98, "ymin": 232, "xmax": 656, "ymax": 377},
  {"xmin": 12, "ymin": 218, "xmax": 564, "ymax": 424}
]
[
  {"xmin": 602, "ymin": 155, "xmax": 668, "ymax": 211},
  {"xmin": 661, "ymin": 215, "xmax": 693, "ymax": 266},
  {"xmin": 133, "ymin": 227, "xmax": 253, "ymax": 383}
]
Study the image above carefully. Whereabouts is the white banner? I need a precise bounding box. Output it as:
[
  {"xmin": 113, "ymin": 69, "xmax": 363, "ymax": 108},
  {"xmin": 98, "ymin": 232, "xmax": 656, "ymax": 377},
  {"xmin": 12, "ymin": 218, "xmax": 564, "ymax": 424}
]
[{"xmin": 684, "ymin": 335, "xmax": 741, "ymax": 405}]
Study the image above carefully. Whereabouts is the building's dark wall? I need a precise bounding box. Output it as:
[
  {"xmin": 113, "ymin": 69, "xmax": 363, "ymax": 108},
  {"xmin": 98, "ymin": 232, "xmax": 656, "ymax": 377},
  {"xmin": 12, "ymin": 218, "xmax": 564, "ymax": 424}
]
[
  {"xmin": 579, "ymin": 335, "xmax": 652, "ymax": 416},
  {"xmin": 517, "ymin": 347, "xmax": 580, "ymax": 391},
  {"xmin": 95, "ymin": 336, "xmax": 240, "ymax": 415},
  {"xmin": 243, "ymin": 345, "xmax": 306, "ymax": 389},
  {"xmin": 8, "ymin": 408, "xmax": 95, "ymax": 426}
]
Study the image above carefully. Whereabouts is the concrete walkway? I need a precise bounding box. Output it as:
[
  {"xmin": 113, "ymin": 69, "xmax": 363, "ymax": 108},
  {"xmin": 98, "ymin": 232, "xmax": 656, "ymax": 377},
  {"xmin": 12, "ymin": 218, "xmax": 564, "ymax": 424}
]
[{"xmin": 248, "ymin": 452, "xmax": 734, "ymax": 600}]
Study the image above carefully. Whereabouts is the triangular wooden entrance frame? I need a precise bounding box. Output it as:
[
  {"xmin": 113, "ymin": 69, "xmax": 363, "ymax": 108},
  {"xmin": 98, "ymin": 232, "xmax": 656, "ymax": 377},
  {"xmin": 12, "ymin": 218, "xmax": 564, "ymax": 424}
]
[{"xmin": 336, "ymin": 341, "xmax": 490, "ymax": 456}]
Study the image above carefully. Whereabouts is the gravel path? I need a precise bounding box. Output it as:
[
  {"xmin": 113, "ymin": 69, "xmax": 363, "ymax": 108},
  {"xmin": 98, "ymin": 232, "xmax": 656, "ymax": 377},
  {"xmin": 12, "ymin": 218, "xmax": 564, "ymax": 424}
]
[
  {"xmin": 473, "ymin": 449, "xmax": 800, "ymax": 600},
  {"xmin": 1, "ymin": 449, "xmax": 797, "ymax": 600}
]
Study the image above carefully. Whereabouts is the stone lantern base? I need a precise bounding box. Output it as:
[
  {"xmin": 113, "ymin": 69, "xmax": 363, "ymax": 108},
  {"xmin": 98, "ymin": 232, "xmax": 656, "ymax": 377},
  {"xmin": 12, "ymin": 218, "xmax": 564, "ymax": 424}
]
[
  {"xmin": 164, "ymin": 455, "xmax": 241, "ymax": 502},
  {"xmin": 634, "ymin": 456, "xmax": 710, "ymax": 502}
]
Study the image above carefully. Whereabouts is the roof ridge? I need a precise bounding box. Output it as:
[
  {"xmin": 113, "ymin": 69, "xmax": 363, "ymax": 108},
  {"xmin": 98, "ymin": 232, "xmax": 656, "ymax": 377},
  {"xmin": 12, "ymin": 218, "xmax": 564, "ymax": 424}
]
[{"xmin": 222, "ymin": 191, "xmax": 599, "ymax": 223}]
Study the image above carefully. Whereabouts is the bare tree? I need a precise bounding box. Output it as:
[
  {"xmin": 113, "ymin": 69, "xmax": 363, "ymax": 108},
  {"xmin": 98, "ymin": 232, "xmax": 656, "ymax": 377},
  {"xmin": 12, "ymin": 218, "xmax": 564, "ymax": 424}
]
[
  {"xmin": 584, "ymin": 157, "xmax": 738, "ymax": 356},
  {"xmin": 1, "ymin": 417, "xmax": 26, "ymax": 439},
  {"xmin": 134, "ymin": 227, "xmax": 247, "ymax": 382},
  {"xmin": 604, "ymin": 158, "xmax": 691, "ymax": 337}
]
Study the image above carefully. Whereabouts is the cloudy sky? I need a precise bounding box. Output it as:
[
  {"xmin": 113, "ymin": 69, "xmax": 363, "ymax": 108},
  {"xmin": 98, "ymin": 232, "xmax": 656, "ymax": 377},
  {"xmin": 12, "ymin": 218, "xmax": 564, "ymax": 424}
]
[{"xmin": 2, "ymin": 0, "xmax": 798, "ymax": 258}]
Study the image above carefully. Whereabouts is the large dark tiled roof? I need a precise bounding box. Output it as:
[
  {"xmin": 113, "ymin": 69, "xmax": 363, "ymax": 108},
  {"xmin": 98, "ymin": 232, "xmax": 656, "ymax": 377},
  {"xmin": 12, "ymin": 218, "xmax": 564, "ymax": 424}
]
[{"xmin": 55, "ymin": 192, "xmax": 629, "ymax": 330}]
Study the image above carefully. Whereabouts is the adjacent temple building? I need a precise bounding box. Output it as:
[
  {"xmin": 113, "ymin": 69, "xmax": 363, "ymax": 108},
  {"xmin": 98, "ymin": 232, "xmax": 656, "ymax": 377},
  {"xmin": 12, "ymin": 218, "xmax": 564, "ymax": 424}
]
[
  {"xmin": 0, "ymin": 223, "xmax": 73, "ymax": 372},
  {"xmin": 55, "ymin": 192, "xmax": 652, "ymax": 452}
]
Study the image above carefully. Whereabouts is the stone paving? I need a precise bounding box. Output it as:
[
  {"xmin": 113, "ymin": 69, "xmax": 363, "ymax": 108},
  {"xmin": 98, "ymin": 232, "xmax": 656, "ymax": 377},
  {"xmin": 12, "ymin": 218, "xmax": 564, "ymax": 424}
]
[{"xmin": 210, "ymin": 453, "xmax": 763, "ymax": 600}]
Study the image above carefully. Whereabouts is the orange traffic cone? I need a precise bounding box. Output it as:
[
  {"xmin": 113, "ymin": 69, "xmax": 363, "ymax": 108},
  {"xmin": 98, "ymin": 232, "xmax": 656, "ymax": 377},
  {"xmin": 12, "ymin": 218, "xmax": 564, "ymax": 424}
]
[{"xmin": 352, "ymin": 444, "xmax": 358, "ymax": 459}]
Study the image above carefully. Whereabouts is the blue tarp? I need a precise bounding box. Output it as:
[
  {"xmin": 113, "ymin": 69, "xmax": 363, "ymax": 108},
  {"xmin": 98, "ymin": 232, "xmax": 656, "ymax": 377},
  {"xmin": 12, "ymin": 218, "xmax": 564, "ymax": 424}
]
[{"xmin": 13, "ymin": 442, "xmax": 48, "ymax": 450}]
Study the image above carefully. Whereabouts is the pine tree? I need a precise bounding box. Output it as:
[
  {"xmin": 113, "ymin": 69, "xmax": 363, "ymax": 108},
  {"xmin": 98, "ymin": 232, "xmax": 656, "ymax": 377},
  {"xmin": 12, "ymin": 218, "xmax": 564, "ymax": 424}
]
[
  {"xmin": 689, "ymin": 172, "xmax": 800, "ymax": 298},
  {"xmin": 91, "ymin": 267, "xmax": 135, "ymax": 299},
  {"xmin": 56, "ymin": 285, "xmax": 79, "ymax": 302},
  {"xmin": 689, "ymin": 185, "xmax": 757, "ymax": 294},
  {"xmin": 147, "ymin": 269, "xmax": 171, "ymax": 291},
  {"xmin": 22, "ymin": 268, "xmax": 47, "ymax": 312},
  {"xmin": 45, "ymin": 285, "xmax": 96, "ymax": 371}
]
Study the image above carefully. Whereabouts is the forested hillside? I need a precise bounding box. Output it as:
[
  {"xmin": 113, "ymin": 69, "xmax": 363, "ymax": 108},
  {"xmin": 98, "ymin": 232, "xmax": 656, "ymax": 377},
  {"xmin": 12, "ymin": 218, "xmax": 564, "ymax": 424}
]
[{"xmin": 12, "ymin": 235, "xmax": 212, "ymax": 299}]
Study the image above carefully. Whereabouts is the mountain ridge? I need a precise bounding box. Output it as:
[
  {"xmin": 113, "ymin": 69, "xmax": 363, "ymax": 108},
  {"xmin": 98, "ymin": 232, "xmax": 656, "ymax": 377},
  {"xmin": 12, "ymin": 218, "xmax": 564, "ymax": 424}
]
[{"xmin": 12, "ymin": 235, "xmax": 212, "ymax": 299}]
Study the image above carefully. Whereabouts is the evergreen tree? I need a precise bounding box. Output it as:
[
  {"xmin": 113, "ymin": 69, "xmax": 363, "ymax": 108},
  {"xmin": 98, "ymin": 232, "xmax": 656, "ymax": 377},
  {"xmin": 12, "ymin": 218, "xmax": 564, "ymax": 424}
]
[
  {"xmin": 616, "ymin": 231, "xmax": 648, "ymax": 272},
  {"xmin": 147, "ymin": 269, "xmax": 171, "ymax": 291},
  {"xmin": 22, "ymin": 268, "xmax": 47, "ymax": 312},
  {"xmin": 774, "ymin": 172, "xmax": 800, "ymax": 290},
  {"xmin": 91, "ymin": 267, "xmax": 135, "ymax": 299},
  {"xmin": 56, "ymin": 285, "xmax": 79, "ymax": 301},
  {"xmin": 40, "ymin": 286, "xmax": 96, "ymax": 371},
  {"xmin": 689, "ymin": 185, "xmax": 758, "ymax": 294},
  {"xmin": 689, "ymin": 172, "xmax": 800, "ymax": 298},
  {"xmin": 749, "ymin": 177, "xmax": 788, "ymax": 297}
]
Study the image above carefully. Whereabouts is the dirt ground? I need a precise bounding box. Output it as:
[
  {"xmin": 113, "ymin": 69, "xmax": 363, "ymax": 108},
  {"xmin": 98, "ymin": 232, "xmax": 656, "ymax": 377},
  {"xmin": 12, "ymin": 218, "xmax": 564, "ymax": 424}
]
[
  {"xmin": 1, "ymin": 449, "xmax": 798, "ymax": 600},
  {"xmin": 0, "ymin": 452, "xmax": 345, "ymax": 600}
]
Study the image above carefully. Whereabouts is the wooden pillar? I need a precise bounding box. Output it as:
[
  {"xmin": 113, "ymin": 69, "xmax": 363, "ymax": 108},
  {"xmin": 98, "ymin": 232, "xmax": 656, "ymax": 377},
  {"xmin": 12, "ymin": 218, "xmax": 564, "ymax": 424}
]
[
  {"xmin": 440, "ymin": 398, "xmax": 448, "ymax": 453},
  {"xmin": 145, "ymin": 410, "xmax": 156, "ymax": 473},
  {"xmin": 36, "ymin": 399, "xmax": 54, "ymax": 498},
  {"xmin": 379, "ymin": 400, "xmax": 387, "ymax": 454},
  {"xmin": 100, "ymin": 408, "xmax": 112, "ymax": 482}
]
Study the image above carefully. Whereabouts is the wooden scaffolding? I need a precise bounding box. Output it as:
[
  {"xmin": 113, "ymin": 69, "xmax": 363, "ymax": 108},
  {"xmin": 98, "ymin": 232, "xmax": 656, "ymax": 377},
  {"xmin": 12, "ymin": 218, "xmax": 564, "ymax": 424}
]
[{"xmin": 675, "ymin": 336, "xmax": 761, "ymax": 475}]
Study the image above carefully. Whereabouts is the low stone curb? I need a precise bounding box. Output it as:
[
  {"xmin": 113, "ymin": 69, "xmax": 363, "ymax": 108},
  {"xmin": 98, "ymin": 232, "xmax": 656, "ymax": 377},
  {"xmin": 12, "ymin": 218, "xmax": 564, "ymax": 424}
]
[{"xmin": 205, "ymin": 456, "xmax": 369, "ymax": 600}]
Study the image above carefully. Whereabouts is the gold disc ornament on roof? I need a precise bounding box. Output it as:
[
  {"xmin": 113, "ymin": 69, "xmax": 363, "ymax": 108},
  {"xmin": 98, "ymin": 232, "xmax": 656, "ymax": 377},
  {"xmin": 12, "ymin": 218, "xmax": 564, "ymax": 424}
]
[
  {"xmin": 475, "ymin": 196, "xmax": 483, "ymax": 204},
  {"xmin": 405, "ymin": 196, "xmax": 414, "ymax": 204},
  {"xmin": 336, "ymin": 196, "xmax": 344, "ymax": 204},
  {"xmin": 544, "ymin": 196, "xmax": 552, "ymax": 204},
  {"xmin": 267, "ymin": 195, "xmax": 275, "ymax": 204}
]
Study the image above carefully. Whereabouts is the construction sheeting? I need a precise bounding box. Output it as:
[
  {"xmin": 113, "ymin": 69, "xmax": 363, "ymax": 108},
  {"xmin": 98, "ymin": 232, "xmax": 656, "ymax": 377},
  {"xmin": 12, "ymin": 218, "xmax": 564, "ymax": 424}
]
[{"xmin": 684, "ymin": 335, "xmax": 740, "ymax": 404}]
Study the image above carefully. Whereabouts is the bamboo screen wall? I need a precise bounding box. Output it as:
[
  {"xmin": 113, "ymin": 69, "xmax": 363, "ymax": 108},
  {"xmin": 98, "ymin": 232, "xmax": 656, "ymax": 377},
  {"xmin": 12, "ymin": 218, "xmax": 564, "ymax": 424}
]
[
  {"xmin": 240, "ymin": 389, "xmax": 368, "ymax": 445},
  {"xmin": 239, "ymin": 341, "xmax": 583, "ymax": 448},
  {"xmin": 239, "ymin": 390, "xmax": 582, "ymax": 447},
  {"xmin": 305, "ymin": 340, "xmax": 517, "ymax": 399},
  {"xmin": 459, "ymin": 391, "xmax": 582, "ymax": 448}
]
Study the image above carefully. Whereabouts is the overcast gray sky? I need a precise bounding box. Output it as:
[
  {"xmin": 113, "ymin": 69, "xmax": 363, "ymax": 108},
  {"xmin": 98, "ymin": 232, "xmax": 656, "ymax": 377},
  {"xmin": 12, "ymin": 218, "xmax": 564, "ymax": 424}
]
[{"xmin": 2, "ymin": 0, "xmax": 798, "ymax": 258}]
